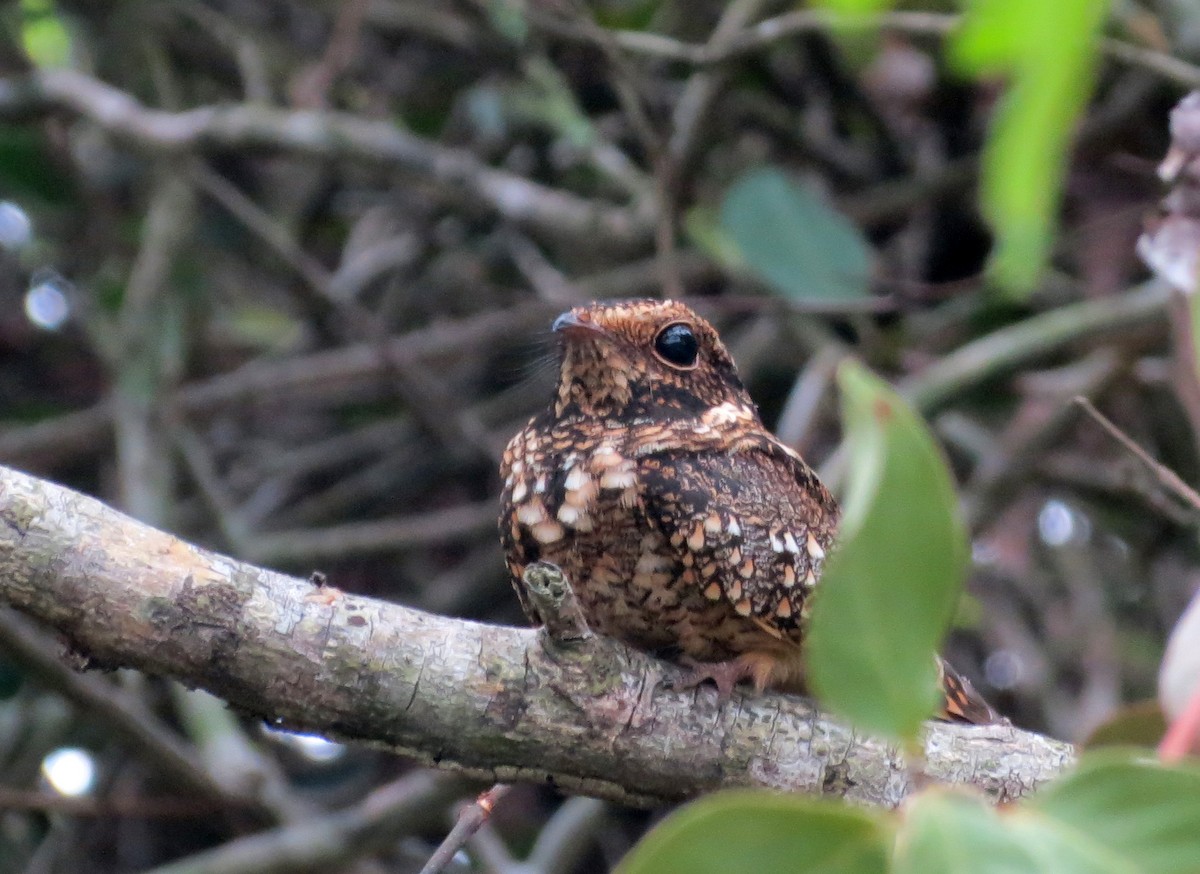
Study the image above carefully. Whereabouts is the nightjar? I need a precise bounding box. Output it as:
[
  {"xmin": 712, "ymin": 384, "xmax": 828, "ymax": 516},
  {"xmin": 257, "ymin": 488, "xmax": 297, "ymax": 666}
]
[{"xmin": 499, "ymin": 299, "xmax": 997, "ymax": 723}]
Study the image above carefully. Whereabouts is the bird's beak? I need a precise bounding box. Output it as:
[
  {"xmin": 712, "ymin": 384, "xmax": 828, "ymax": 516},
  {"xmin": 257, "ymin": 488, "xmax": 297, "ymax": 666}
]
[{"xmin": 552, "ymin": 310, "xmax": 607, "ymax": 339}]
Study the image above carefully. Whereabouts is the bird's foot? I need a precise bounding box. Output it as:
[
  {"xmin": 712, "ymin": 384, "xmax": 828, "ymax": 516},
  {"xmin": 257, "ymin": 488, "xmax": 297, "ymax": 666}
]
[{"xmin": 667, "ymin": 653, "xmax": 779, "ymax": 703}]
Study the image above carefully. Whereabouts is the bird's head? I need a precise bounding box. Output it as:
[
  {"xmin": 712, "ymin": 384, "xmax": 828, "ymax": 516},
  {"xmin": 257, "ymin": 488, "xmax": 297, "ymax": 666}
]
[{"xmin": 549, "ymin": 299, "xmax": 757, "ymax": 423}]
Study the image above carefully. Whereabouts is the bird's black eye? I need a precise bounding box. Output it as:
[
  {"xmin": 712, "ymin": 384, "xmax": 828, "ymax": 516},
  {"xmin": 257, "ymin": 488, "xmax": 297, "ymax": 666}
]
[{"xmin": 653, "ymin": 322, "xmax": 699, "ymax": 369}]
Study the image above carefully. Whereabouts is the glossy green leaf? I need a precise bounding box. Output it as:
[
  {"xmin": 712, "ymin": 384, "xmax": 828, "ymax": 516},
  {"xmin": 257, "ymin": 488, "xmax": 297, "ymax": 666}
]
[
  {"xmin": 949, "ymin": 0, "xmax": 1109, "ymax": 295},
  {"xmin": 617, "ymin": 791, "xmax": 889, "ymax": 874},
  {"xmin": 719, "ymin": 166, "xmax": 872, "ymax": 302},
  {"xmin": 1028, "ymin": 751, "xmax": 1200, "ymax": 874},
  {"xmin": 805, "ymin": 361, "xmax": 967, "ymax": 741}
]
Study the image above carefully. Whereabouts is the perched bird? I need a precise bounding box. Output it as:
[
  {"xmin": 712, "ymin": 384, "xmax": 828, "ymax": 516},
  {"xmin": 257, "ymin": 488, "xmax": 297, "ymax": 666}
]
[{"xmin": 499, "ymin": 299, "xmax": 997, "ymax": 723}]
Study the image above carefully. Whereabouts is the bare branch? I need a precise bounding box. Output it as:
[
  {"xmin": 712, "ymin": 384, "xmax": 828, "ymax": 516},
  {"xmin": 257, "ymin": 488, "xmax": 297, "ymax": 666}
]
[
  {"xmin": 0, "ymin": 69, "xmax": 653, "ymax": 249},
  {"xmin": 418, "ymin": 784, "xmax": 512, "ymax": 874},
  {"xmin": 0, "ymin": 464, "xmax": 1074, "ymax": 808}
]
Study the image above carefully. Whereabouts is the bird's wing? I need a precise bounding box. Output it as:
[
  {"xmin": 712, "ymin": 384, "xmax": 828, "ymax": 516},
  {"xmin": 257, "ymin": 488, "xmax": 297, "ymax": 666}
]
[{"xmin": 637, "ymin": 444, "xmax": 838, "ymax": 641}]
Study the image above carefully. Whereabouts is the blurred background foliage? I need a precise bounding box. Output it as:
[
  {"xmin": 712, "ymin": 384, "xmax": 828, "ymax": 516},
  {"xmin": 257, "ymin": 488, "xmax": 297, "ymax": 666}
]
[{"xmin": 0, "ymin": 0, "xmax": 1196, "ymax": 870}]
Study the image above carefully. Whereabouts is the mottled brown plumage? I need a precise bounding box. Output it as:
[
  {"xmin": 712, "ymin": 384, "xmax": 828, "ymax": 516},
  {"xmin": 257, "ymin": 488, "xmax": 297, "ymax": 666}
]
[{"xmin": 499, "ymin": 299, "xmax": 997, "ymax": 722}]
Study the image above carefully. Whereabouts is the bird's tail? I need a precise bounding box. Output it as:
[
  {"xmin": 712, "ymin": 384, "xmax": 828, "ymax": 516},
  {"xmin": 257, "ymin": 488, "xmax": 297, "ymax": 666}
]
[{"xmin": 938, "ymin": 657, "xmax": 1004, "ymax": 724}]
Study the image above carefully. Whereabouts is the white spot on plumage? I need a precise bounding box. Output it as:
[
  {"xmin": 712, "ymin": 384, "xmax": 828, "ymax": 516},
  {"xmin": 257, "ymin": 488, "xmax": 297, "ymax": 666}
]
[
  {"xmin": 516, "ymin": 500, "xmax": 547, "ymax": 525},
  {"xmin": 726, "ymin": 518, "xmax": 741, "ymax": 537},
  {"xmin": 593, "ymin": 444, "xmax": 620, "ymax": 466},
  {"xmin": 564, "ymin": 466, "xmax": 590, "ymax": 491},
  {"xmin": 703, "ymin": 401, "xmax": 751, "ymax": 427},
  {"xmin": 782, "ymin": 532, "xmax": 800, "ymax": 554},
  {"xmin": 807, "ymin": 532, "xmax": 825, "ymax": 560},
  {"xmin": 510, "ymin": 479, "xmax": 528, "ymax": 503},
  {"xmin": 556, "ymin": 504, "xmax": 583, "ymax": 525},
  {"xmin": 531, "ymin": 520, "xmax": 564, "ymax": 543},
  {"xmin": 600, "ymin": 468, "xmax": 637, "ymax": 490}
]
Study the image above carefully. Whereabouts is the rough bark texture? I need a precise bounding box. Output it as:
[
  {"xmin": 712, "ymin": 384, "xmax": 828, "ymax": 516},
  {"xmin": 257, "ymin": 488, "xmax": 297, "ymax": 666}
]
[{"xmin": 0, "ymin": 463, "xmax": 1074, "ymax": 808}]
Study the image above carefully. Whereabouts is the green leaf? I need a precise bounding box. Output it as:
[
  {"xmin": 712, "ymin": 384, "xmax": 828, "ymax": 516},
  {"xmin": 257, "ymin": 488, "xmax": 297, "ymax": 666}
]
[
  {"xmin": 0, "ymin": 125, "xmax": 74, "ymax": 205},
  {"xmin": 949, "ymin": 0, "xmax": 1110, "ymax": 295},
  {"xmin": 1081, "ymin": 701, "xmax": 1166, "ymax": 751},
  {"xmin": 719, "ymin": 166, "xmax": 872, "ymax": 302},
  {"xmin": 898, "ymin": 754, "xmax": 1200, "ymax": 874},
  {"xmin": 1028, "ymin": 752, "xmax": 1200, "ymax": 874},
  {"xmin": 895, "ymin": 790, "xmax": 1041, "ymax": 874},
  {"xmin": 593, "ymin": 0, "xmax": 660, "ymax": 30},
  {"xmin": 617, "ymin": 791, "xmax": 889, "ymax": 874},
  {"xmin": 222, "ymin": 304, "xmax": 304, "ymax": 353},
  {"xmin": 683, "ymin": 205, "xmax": 744, "ymax": 269},
  {"xmin": 805, "ymin": 361, "xmax": 967, "ymax": 741},
  {"xmin": 21, "ymin": 0, "xmax": 69, "ymax": 68}
]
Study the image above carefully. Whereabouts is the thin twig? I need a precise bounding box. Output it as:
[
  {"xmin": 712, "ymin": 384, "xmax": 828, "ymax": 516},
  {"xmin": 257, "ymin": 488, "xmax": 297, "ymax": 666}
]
[
  {"xmin": 245, "ymin": 499, "xmax": 498, "ymax": 564},
  {"xmin": 0, "ymin": 787, "xmax": 244, "ymax": 818},
  {"xmin": 291, "ymin": 0, "xmax": 370, "ymax": 109},
  {"xmin": 958, "ymin": 350, "xmax": 1123, "ymax": 532},
  {"xmin": 189, "ymin": 162, "xmax": 338, "ymax": 306},
  {"xmin": 170, "ymin": 416, "xmax": 253, "ymax": 552},
  {"xmin": 419, "ymin": 784, "xmax": 512, "ymax": 874},
  {"xmin": 900, "ymin": 279, "xmax": 1170, "ymax": 412},
  {"xmin": 110, "ymin": 170, "xmax": 196, "ymax": 525},
  {"xmin": 1074, "ymin": 396, "xmax": 1200, "ymax": 511}
]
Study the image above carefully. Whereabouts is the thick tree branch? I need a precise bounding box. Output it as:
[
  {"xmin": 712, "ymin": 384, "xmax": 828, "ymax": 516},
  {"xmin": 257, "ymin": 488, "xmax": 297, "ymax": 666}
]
[
  {"xmin": 0, "ymin": 464, "xmax": 1073, "ymax": 808},
  {"xmin": 0, "ymin": 70, "xmax": 653, "ymax": 249}
]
